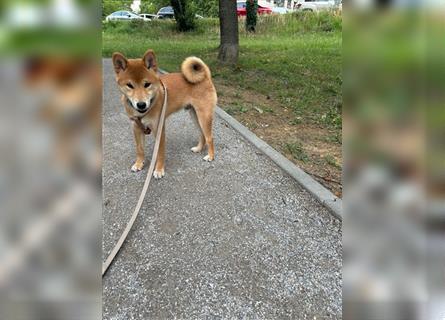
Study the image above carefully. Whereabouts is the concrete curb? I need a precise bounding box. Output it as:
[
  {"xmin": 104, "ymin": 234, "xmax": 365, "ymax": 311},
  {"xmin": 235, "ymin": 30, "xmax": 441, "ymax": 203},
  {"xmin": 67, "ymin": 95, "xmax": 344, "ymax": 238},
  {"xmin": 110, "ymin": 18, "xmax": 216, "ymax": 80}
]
[
  {"xmin": 215, "ymin": 107, "xmax": 342, "ymax": 220},
  {"xmin": 159, "ymin": 69, "xmax": 342, "ymax": 220}
]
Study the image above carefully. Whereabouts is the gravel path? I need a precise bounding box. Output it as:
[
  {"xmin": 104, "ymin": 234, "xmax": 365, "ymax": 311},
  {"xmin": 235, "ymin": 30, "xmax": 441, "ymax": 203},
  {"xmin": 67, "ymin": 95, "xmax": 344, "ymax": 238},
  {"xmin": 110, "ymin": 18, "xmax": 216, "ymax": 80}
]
[{"xmin": 102, "ymin": 59, "xmax": 342, "ymax": 319}]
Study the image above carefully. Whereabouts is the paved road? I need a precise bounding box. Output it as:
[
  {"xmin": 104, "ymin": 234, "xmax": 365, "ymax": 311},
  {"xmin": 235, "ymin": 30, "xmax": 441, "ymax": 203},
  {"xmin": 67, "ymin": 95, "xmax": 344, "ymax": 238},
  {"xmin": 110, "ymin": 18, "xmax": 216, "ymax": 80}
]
[{"xmin": 102, "ymin": 59, "xmax": 342, "ymax": 319}]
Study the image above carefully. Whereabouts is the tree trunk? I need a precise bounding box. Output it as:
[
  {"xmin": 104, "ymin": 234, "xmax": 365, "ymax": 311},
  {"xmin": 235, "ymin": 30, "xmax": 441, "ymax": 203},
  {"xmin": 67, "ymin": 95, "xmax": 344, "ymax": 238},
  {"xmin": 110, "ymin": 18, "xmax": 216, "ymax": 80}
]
[
  {"xmin": 245, "ymin": 0, "xmax": 257, "ymax": 33},
  {"xmin": 218, "ymin": 0, "xmax": 239, "ymax": 65},
  {"xmin": 171, "ymin": 0, "xmax": 196, "ymax": 31}
]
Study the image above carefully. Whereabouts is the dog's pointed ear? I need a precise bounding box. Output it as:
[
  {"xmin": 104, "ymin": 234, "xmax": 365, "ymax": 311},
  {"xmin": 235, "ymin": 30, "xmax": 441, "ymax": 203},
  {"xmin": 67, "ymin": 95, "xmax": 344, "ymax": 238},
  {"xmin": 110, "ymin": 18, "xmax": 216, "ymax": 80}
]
[
  {"xmin": 112, "ymin": 52, "xmax": 128, "ymax": 74},
  {"xmin": 143, "ymin": 49, "xmax": 157, "ymax": 72}
]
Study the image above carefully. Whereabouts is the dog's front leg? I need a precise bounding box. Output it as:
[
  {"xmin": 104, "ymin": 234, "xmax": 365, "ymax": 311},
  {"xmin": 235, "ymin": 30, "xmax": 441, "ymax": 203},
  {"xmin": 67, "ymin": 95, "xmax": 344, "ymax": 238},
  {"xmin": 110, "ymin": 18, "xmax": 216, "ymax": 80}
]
[
  {"xmin": 131, "ymin": 122, "xmax": 145, "ymax": 172},
  {"xmin": 153, "ymin": 127, "xmax": 165, "ymax": 179}
]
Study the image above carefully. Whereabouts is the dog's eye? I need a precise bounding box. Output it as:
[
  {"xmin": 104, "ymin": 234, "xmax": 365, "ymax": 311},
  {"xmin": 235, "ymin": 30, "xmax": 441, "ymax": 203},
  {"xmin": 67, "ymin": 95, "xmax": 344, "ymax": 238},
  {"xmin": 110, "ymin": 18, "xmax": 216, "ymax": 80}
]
[
  {"xmin": 126, "ymin": 83, "xmax": 134, "ymax": 89},
  {"xmin": 144, "ymin": 83, "xmax": 151, "ymax": 88}
]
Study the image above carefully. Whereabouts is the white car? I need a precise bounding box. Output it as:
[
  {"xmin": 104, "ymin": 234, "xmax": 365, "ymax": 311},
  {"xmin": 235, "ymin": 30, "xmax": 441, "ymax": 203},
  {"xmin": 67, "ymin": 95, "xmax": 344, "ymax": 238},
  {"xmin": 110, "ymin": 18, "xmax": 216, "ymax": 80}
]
[
  {"xmin": 105, "ymin": 11, "xmax": 147, "ymax": 21},
  {"xmin": 139, "ymin": 13, "xmax": 158, "ymax": 20},
  {"xmin": 295, "ymin": 0, "xmax": 337, "ymax": 12},
  {"xmin": 272, "ymin": 7, "xmax": 289, "ymax": 14}
]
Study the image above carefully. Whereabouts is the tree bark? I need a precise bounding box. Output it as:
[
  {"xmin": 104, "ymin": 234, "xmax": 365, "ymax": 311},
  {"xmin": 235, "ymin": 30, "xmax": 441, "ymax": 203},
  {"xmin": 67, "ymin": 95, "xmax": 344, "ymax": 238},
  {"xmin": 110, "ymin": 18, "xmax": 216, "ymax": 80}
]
[
  {"xmin": 218, "ymin": 0, "xmax": 239, "ymax": 65},
  {"xmin": 245, "ymin": 0, "xmax": 257, "ymax": 33},
  {"xmin": 171, "ymin": 0, "xmax": 196, "ymax": 31}
]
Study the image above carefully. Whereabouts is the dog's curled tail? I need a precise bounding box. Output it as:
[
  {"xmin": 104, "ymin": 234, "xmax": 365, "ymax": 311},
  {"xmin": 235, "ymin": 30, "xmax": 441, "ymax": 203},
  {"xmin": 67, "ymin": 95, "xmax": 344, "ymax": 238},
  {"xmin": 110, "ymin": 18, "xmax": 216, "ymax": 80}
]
[{"xmin": 181, "ymin": 57, "xmax": 211, "ymax": 84}]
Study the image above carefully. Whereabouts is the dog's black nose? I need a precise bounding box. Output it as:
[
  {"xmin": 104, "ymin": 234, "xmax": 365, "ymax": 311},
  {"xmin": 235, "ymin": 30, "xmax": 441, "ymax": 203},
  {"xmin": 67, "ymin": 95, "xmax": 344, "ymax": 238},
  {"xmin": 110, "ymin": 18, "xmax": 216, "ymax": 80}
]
[{"xmin": 136, "ymin": 102, "xmax": 147, "ymax": 110}]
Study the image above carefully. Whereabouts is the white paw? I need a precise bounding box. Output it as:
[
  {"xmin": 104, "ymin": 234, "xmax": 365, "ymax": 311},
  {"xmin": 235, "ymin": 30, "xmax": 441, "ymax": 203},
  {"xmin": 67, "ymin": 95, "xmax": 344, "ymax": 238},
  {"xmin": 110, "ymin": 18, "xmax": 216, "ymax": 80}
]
[
  {"xmin": 153, "ymin": 168, "xmax": 165, "ymax": 179},
  {"xmin": 203, "ymin": 155, "xmax": 214, "ymax": 162},
  {"xmin": 131, "ymin": 162, "xmax": 144, "ymax": 172},
  {"xmin": 191, "ymin": 146, "xmax": 202, "ymax": 153}
]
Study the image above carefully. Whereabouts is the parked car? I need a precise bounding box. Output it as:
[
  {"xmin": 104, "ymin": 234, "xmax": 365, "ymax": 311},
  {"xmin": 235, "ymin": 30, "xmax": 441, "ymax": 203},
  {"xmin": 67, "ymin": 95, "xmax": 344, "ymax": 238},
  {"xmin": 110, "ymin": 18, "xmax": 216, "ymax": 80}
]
[
  {"xmin": 106, "ymin": 11, "xmax": 146, "ymax": 21},
  {"xmin": 236, "ymin": 1, "xmax": 273, "ymax": 16},
  {"xmin": 272, "ymin": 7, "xmax": 289, "ymax": 14},
  {"xmin": 139, "ymin": 13, "xmax": 159, "ymax": 20},
  {"xmin": 157, "ymin": 6, "xmax": 175, "ymax": 19},
  {"xmin": 156, "ymin": 7, "xmax": 204, "ymax": 20},
  {"xmin": 295, "ymin": 0, "xmax": 336, "ymax": 12}
]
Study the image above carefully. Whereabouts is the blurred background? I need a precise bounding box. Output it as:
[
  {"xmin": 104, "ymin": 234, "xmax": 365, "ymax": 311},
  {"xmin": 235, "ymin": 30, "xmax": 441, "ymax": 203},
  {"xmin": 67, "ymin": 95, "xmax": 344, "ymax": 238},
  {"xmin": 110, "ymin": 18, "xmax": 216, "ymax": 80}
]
[
  {"xmin": 0, "ymin": 0, "xmax": 101, "ymax": 319},
  {"xmin": 344, "ymin": 0, "xmax": 445, "ymax": 319}
]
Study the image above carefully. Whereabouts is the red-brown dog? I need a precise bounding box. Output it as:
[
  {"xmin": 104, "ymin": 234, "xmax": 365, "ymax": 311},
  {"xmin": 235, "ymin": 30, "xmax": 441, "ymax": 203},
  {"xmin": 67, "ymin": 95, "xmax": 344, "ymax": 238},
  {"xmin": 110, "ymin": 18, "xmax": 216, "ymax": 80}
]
[{"xmin": 112, "ymin": 49, "xmax": 217, "ymax": 178}]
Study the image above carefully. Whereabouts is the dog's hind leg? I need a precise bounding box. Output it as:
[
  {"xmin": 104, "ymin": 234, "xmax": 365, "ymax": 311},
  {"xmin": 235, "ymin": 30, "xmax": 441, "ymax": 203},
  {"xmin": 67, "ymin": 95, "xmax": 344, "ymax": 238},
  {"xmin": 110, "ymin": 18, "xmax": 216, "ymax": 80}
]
[
  {"xmin": 193, "ymin": 106, "xmax": 215, "ymax": 162},
  {"xmin": 188, "ymin": 107, "xmax": 205, "ymax": 153}
]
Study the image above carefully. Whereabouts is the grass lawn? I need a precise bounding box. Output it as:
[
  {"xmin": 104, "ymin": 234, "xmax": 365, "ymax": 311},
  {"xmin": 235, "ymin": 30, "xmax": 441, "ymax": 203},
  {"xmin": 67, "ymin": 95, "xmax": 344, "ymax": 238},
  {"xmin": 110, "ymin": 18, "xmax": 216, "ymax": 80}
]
[{"xmin": 103, "ymin": 13, "xmax": 342, "ymax": 196}]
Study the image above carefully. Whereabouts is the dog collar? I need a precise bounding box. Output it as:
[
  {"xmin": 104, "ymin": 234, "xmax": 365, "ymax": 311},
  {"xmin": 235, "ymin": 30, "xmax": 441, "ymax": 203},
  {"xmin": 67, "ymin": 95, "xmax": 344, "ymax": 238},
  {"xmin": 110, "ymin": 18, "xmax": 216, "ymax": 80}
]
[{"xmin": 132, "ymin": 117, "xmax": 151, "ymax": 135}]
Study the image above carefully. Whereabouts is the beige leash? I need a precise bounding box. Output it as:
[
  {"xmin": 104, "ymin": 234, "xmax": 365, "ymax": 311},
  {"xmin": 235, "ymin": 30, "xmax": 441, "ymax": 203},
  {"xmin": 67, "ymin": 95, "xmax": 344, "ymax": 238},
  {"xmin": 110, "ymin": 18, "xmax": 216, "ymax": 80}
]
[{"xmin": 102, "ymin": 80, "xmax": 168, "ymax": 276}]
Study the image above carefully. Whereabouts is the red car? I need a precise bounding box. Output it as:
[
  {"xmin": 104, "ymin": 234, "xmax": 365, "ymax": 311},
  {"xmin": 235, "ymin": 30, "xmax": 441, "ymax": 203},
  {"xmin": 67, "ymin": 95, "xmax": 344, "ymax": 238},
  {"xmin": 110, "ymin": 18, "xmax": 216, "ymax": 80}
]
[{"xmin": 237, "ymin": 1, "xmax": 273, "ymax": 16}]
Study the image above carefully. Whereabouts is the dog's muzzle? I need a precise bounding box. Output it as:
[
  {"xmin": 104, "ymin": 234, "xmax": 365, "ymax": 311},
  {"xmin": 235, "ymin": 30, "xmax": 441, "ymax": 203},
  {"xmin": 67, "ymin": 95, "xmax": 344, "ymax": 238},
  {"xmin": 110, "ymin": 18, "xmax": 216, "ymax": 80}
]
[
  {"xmin": 148, "ymin": 96, "xmax": 155, "ymax": 109},
  {"xmin": 128, "ymin": 96, "xmax": 156, "ymax": 114},
  {"xmin": 127, "ymin": 96, "xmax": 155, "ymax": 114},
  {"xmin": 136, "ymin": 101, "xmax": 147, "ymax": 112}
]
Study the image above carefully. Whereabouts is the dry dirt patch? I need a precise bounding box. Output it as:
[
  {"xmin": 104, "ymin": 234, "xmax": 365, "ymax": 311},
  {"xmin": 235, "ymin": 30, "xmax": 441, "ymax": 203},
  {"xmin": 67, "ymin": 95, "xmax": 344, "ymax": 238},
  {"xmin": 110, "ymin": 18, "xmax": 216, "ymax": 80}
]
[{"xmin": 215, "ymin": 81, "xmax": 342, "ymax": 197}]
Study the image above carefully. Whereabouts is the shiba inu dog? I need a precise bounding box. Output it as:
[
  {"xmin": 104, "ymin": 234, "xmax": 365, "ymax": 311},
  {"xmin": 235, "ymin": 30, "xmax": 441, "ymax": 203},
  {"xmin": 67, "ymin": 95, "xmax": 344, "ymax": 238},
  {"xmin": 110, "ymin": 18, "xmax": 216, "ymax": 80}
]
[{"xmin": 112, "ymin": 49, "xmax": 217, "ymax": 178}]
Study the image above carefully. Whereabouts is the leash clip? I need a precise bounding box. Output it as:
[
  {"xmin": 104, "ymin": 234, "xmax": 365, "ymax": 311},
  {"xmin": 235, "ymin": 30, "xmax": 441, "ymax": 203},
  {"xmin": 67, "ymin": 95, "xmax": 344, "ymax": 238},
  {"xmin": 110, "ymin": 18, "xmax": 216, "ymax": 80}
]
[{"xmin": 132, "ymin": 117, "xmax": 151, "ymax": 135}]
